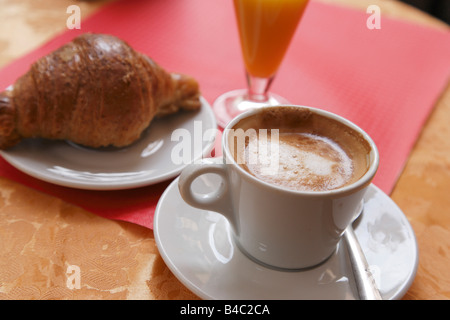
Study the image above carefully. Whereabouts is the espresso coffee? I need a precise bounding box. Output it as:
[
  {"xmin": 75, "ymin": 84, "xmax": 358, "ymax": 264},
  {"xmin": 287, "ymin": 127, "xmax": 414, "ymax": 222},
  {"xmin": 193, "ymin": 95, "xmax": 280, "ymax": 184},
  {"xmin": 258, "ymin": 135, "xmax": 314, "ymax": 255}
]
[{"xmin": 229, "ymin": 107, "xmax": 371, "ymax": 192}]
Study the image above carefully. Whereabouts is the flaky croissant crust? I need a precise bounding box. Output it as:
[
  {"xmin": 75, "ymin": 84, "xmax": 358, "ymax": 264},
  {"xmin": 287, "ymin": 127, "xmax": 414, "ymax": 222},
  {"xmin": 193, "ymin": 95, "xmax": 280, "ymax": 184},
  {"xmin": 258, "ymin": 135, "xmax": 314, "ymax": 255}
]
[{"xmin": 0, "ymin": 33, "xmax": 201, "ymax": 149}]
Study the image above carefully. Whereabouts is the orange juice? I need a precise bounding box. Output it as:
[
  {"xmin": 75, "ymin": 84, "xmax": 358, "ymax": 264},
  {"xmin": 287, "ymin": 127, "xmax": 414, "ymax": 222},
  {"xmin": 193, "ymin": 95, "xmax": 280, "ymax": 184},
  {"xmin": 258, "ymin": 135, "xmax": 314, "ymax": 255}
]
[{"xmin": 234, "ymin": 0, "xmax": 309, "ymax": 78}]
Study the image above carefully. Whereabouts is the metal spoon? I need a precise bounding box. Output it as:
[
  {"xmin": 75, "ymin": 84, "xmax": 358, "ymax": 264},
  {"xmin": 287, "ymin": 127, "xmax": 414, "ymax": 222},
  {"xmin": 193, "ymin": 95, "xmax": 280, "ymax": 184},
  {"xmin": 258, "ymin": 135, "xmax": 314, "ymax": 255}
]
[{"xmin": 344, "ymin": 224, "xmax": 383, "ymax": 300}]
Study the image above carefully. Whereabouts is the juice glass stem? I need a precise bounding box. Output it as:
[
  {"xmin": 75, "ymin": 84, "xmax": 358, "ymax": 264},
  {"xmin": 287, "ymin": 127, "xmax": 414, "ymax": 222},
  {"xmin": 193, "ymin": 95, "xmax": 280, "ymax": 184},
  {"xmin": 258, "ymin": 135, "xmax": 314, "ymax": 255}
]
[
  {"xmin": 212, "ymin": 79, "xmax": 289, "ymax": 128},
  {"xmin": 246, "ymin": 73, "xmax": 274, "ymax": 102}
]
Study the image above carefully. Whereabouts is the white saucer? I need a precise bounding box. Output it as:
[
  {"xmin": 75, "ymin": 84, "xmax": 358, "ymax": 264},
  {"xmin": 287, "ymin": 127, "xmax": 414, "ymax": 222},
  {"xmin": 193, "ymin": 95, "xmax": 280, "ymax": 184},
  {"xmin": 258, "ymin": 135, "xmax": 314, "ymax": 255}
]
[
  {"xmin": 154, "ymin": 172, "xmax": 418, "ymax": 300},
  {"xmin": 0, "ymin": 97, "xmax": 217, "ymax": 190}
]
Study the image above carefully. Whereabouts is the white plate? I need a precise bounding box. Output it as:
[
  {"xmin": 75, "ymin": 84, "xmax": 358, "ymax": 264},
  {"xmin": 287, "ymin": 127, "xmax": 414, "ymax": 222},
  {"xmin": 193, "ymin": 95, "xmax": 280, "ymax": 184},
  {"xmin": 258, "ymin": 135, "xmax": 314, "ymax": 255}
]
[
  {"xmin": 0, "ymin": 97, "xmax": 217, "ymax": 190},
  {"xmin": 154, "ymin": 173, "xmax": 419, "ymax": 300}
]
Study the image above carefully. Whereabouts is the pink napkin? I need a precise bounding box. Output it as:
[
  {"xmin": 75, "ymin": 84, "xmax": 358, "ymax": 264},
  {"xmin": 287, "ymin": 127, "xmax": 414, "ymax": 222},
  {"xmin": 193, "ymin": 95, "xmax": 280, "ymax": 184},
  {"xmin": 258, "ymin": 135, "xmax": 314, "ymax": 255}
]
[{"xmin": 0, "ymin": 0, "xmax": 449, "ymax": 229}]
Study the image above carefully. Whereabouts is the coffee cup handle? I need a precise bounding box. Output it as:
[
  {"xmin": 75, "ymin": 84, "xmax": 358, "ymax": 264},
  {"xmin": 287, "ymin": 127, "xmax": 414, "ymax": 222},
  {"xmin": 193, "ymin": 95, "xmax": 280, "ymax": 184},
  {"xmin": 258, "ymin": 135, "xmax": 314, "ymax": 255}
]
[{"xmin": 178, "ymin": 158, "xmax": 234, "ymax": 222}]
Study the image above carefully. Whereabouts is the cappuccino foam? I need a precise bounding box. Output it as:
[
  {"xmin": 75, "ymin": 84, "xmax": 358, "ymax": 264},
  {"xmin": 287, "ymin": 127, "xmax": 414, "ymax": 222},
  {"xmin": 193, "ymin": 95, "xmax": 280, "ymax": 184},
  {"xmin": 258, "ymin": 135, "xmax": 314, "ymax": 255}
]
[{"xmin": 229, "ymin": 107, "xmax": 371, "ymax": 192}]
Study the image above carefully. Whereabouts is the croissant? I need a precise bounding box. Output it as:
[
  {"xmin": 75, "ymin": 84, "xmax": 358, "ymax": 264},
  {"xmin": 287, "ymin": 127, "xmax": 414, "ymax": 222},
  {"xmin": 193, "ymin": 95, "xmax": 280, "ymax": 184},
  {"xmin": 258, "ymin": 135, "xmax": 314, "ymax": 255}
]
[{"xmin": 0, "ymin": 33, "xmax": 201, "ymax": 149}]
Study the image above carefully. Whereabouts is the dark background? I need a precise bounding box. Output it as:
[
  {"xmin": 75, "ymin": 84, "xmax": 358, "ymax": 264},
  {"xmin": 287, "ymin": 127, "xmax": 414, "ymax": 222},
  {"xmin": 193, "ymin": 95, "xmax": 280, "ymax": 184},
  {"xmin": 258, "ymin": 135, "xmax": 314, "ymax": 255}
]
[{"xmin": 400, "ymin": 0, "xmax": 450, "ymax": 24}]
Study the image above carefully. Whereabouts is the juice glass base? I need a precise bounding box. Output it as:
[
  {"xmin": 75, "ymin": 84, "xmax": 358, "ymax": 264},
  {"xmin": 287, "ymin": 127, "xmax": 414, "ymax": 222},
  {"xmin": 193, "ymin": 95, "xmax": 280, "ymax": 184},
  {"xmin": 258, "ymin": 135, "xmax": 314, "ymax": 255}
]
[{"xmin": 212, "ymin": 89, "xmax": 290, "ymax": 128}]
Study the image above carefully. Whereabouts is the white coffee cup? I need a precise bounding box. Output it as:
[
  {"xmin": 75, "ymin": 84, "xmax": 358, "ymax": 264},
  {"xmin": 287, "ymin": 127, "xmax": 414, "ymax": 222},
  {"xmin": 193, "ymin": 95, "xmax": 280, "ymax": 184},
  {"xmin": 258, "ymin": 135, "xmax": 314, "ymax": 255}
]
[{"xmin": 178, "ymin": 105, "xmax": 379, "ymax": 270}]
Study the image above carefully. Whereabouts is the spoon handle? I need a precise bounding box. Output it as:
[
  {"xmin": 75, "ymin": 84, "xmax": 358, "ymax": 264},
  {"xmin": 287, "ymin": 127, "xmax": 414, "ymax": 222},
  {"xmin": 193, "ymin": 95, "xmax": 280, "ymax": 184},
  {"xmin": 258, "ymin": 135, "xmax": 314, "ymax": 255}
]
[{"xmin": 344, "ymin": 226, "xmax": 383, "ymax": 300}]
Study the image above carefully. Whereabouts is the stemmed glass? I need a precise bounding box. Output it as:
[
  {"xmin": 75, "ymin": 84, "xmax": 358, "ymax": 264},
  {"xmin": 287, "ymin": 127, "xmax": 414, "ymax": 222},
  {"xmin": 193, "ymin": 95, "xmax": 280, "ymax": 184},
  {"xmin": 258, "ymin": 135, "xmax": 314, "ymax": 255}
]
[{"xmin": 213, "ymin": 0, "xmax": 310, "ymax": 128}]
